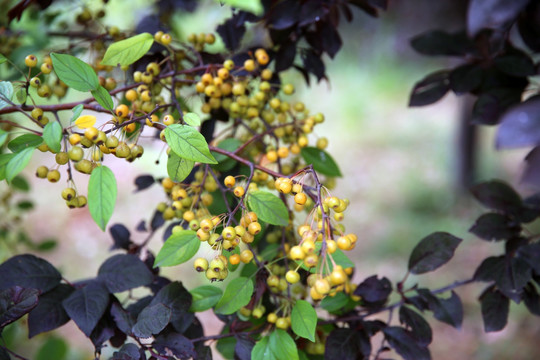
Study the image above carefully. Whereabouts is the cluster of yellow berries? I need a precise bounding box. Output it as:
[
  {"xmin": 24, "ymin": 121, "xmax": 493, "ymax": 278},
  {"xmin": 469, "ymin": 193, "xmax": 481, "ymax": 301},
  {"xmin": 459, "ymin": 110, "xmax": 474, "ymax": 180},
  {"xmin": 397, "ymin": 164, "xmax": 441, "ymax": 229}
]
[{"xmin": 25, "ymin": 55, "xmax": 68, "ymax": 100}]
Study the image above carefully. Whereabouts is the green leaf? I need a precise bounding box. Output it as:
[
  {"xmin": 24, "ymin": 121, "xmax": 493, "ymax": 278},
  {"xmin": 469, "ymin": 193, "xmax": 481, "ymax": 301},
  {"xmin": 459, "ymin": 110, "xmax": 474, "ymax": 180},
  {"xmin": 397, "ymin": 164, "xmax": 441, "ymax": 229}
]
[
  {"xmin": 214, "ymin": 277, "xmax": 254, "ymax": 315},
  {"xmin": 291, "ymin": 300, "xmax": 317, "ymax": 342},
  {"xmin": 0, "ymin": 54, "xmax": 6, "ymax": 64},
  {"xmin": 88, "ymin": 165, "xmax": 117, "ymax": 231},
  {"xmin": 11, "ymin": 175, "xmax": 30, "ymax": 192},
  {"xmin": 0, "ymin": 129, "xmax": 8, "ymax": 147},
  {"xmin": 50, "ymin": 53, "xmax": 99, "ymax": 92},
  {"xmin": 91, "ymin": 86, "xmax": 114, "ymax": 112},
  {"xmin": 320, "ymin": 292, "xmax": 350, "ymax": 313},
  {"xmin": 183, "ymin": 112, "xmax": 201, "ymax": 127},
  {"xmin": 7, "ymin": 134, "xmax": 42, "ymax": 152},
  {"xmin": 35, "ymin": 337, "xmax": 67, "ymax": 360},
  {"xmin": 218, "ymin": 0, "xmax": 263, "ymax": 15},
  {"xmin": 301, "ymin": 147, "xmax": 342, "ymax": 177},
  {"xmin": 189, "ymin": 286, "xmax": 223, "ymax": 312},
  {"xmin": 154, "ymin": 230, "xmax": 200, "ymax": 267},
  {"xmin": 0, "ymin": 81, "xmax": 14, "ymax": 109},
  {"xmin": 247, "ymin": 190, "xmax": 289, "ymax": 226},
  {"xmin": 251, "ymin": 336, "xmax": 276, "ymax": 360},
  {"xmin": 270, "ymin": 329, "xmax": 299, "ymax": 360},
  {"xmin": 164, "ymin": 124, "xmax": 217, "ymax": 164},
  {"xmin": 6, "ymin": 148, "xmax": 34, "ymax": 182},
  {"xmin": 70, "ymin": 104, "xmax": 84, "ymax": 123},
  {"xmin": 42, "ymin": 122, "xmax": 63, "ymax": 153},
  {"xmin": 101, "ymin": 33, "xmax": 154, "ymax": 66},
  {"xmin": 211, "ymin": 138, "xmax": 242, "ymax": 171},
  {"xmin": 0, "ymin": 154, "xmax": 15, "ymax": 180},
  {"xmin": 167, "ymin": 152, "xmax": 195, "ymax": 182},
  {"xmin": 14, "ymin": 88, "xmax": 27, "ymax": 104}
]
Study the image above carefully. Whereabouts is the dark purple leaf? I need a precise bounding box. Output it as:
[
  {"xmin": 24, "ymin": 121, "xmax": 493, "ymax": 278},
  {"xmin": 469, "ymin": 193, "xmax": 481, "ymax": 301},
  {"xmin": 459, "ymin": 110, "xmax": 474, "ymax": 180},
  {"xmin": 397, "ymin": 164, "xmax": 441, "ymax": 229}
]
[
  {"xmin": 469, "ymin": 213, "xmax": 521, "ymax": 241},
  {"xmin": 112, "ymin": 343, "xmax": 142, "ymax": 360},
  {"xmin": 268, "ymin": 0, "xmax": 300, "ymax": 30},
  {"xmin": 109, "ymin": 224, "xmax": 132, "ymax": 250},
  {"xmin": 470, "ymin": 180, "xmax": 522, "ymax": 213},
  {"xmin": 319, "ymin": 21, "xmax": 342, "ymax": 58},
  {"xmin": 518, "ymin": 1, "xmax": 540, "ymax": 52},
  {"xmin": 523, "ymin": 283, "xmax": 540, "ymax": 316},
  {"xmin": 468, "ymin": 0, "xmax": 529, "ymax": 37},
  {"xmin": 299, "ymin": 0, "xmax": 329, "ymax": 27},
  {"xmin": 131, "ymin": 303, "xmax": 171, "ymax": 338},
  {"xmin": 517, "ymin": 243, "xmax": 540, "ymax": 274},
  {"xmin": 409, "ymin": 71, "xmax": 450, "ymax": 107},
  {"xmin": 127, "ymin": 296, "xmax": 152, "ymax": 317},
  {"xmin": 382, "ymin": 326, "xmax": 430, "ymax": 360},
  {"xmin": 399, "ymin": 306, "xmax": 432, "ymax": 346},
  {"xmin": 111, "ymin": 302, "xmax": 135, "ymax": 335},
  {"xmin": 430, "ymin": 291, "xmax": 463, "ymax": 329},
  {"xmin": 480, "ymin": 286, "xmax": 509, "ymax": 332},
  {"xmin": 325, "ymin": 327, "xmax": 371, "ymax": 359},
  {"xmin": 151, "ymin": 209, "xmax": 165, "ymax": 231},
  {"xmin": 136, "ymin": 220, "xmax": 147, "ymax": 232},
  {"xmin": 408, "ymin": 232, "xmax": 462, "ymax": 275},
  {"xmin": 494, "ymin": 54, "xmax": 536, "ymax": 77},
  {"xmin": 472, "ymin": 88, "xmax": 523, "ymax": 125},
  {"xmin": 0, "ymin": 347, "xmax": 9, "ymax": 360},
  {"xmin": 449, "ymin": 63, "xmax": 484, "ymax": 94},
  {"xmin": 0, "ymin": 254, "xmax": 61, "ymax": 293},
  {"xmin": 496, "ymin": 99, "xmax": 540, "ymax": 149},
  {"xmin": 0, "ymin": 286, "xmax": 39, "ymax": 328},
  {"xmin": 150, "ymin": 282, "xmax": 193, "ymax": 333},
  {"xmin": 274, "ymin": 40, "xmax": 296, "ymax": 72},
  {"xmin": 474, "ymin": 255, "xmax": 532, "ymax": 302},
  {"xmin": 234, "ymin": 335, "xmax": 254, "ymax": 360},
  {"xmin": 134, "ymin": 175, "xmax": 155, "ymax": 192},
  {"xmin": 216, "ymin": 15, "xmax": 246, "ymax": 51},
  {"xmin": 98, "ymin": 254, "xmax": 154, "ymax": 293},
  {"xmin": 410, "ymin": 30, "xmax": 474, "ymax": 57},
  {"xmin": 348, "ymin": 0, "xmax": 379, "ymax": 17},
  {"xmin": 354, "ymin": 275, "xmax": 392, "ymax": 306},
  {"xmin": 62, "ymin": 280, "xmax": 110, "ymax": 336},
  {"xmin": 301, "ymin": 51, "xmax": 326, "ymax": 82},
  {"xmin": 195, "ymin": 343, "xmax": 212, "ymax": 360},
  {"xmin": 154, "ymin": 332, "xmax": 196, "ymax": 359},
  {"xmin": 522, "ymin": 147, "xmax": 540, "ymax": 187},
  {"xmin": 90, "ymin": 312, "xmax": 116, "ymax": 352},
  {"xmin": 28, "ymin": 284, "xmax": 74, "ymax": 337}
]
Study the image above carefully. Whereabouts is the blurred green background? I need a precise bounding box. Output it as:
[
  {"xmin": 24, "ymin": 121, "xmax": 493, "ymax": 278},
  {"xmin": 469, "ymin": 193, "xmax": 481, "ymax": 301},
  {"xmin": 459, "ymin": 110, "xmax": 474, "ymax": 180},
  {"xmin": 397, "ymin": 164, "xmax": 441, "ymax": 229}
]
[{"xmin": 1, "ymin": 0, "xmax": 539, "ymax": 359}]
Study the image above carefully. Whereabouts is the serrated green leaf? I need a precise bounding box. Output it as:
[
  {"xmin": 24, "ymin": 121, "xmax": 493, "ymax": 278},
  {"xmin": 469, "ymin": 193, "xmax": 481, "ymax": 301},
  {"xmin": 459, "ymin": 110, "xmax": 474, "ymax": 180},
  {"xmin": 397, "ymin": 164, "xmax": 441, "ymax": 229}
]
[
  {"xmin": 214, "ymin": 277, "xmax": 254, "ymax": 315},
  {"xmin": 164, "ymin": 124, "xmax": 217, "ymax": 164},
  {"xmin": 0, "ymin": 129, "xmax": 8, "ymax": 147},
  {"xmin": 189, "ymin": 286, "xmax": 223, "ymax": 312},
  {"xmin": 291, "ymin": 300, "xmax": 317, "ymax": 342},
  {"xmin": 88, "ymin": 165, "xmax": 117, "ymax": 231},
  {"xmin": 0, "ymin": 153, "xmax": 15, "ymax": 180},
  {"xmin": 42, "ymin": 122, "xmax": 62, "ymax": 153},
  {"xmin": 218, "ymin": 0, "xmax": 263, "ymax": 15},
  {"xmin": 247, "ymin": 190, "xmax": 289, "ymax": 226},
  {"xmin": 252, "ymin": 337, "xmax": 276, "ymax": 360},
  {"xmin": 70, "ymin": 104, "xmax": 84, "ymax": 123},
  {"xmin": 6, "ymin": 148, "xmax": 34, "ymax": 182},
  {"xmin": 183, "ymin": 112, "xmax": 201, "ymax": 127},
  {"xmin": 91, "ymin": 86, "xmax": 114, "ymax": 112},
  {"xmin": 301, "ymin": 147, "xmax": 342, "ymax": 177},
  {"xmin": 14, "ymin": 88, "xmax": 27, "ymax": 104},
  {"xmin": 270, "ymin": 329, "xmax": 299, "ymax": 360},
  {"xmin": 154, "ymin": 230, "xmax": 200, "ymax": 267},
  {"xmin": 0, "ymin": 54, "xmax": 6, "ymax": 64},
  {"xmin": 167, "ymin": 152, "xmax": 194, "ymax": 182},
  {"xmin": 7, "ymin": 134, "xmax": 42, "ymax": 152},
  {"xmin": 0, "ymin": 81, "xmax": 14, "ymax": 109},
  {"xmin": 51, "ymin": 53, "xmax": 99, "ymax": 92},
  {"xmin": 101, "ymin": 33, "xmax": 154, "ymax": 66}
]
